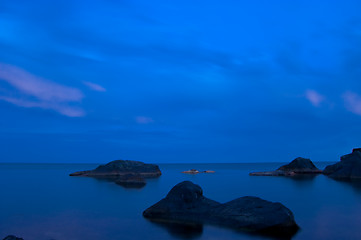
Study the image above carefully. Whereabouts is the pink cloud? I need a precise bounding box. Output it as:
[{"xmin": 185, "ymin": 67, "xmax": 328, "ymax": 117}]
[
  {"xmin": 0, "ymin": 63, "xmax": 85, "ymax": 117},
  {"xmin": 343, "ymin": 91, "xmax": 361, "ymax": 115},
  {"xmin": 135, "ymin": 116, "xmax": 154, "ymax": 124},
  {"xmin": 305, "ymin": 89, "xmax": 325, "ymax": 107},
  {"xmin": 83, "ymin": 81, "xmax": 106, "ymax": 92}
]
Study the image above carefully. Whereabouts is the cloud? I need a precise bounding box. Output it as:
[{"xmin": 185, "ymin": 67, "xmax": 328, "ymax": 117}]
[
  {"xmin": 135, "ymin": 116, "xmax": 154, "ymax": 124},
  {"xmin": 83, "ymin": 81, "xmax": 106, "ymax": 92},
  {"xmin": 0, "ymin": 63, "xmax": 85, "ymax": 117},
  {"xmin": 343, "ymin": 91, "xmax": 361, "ymax": 116},
  {"xmin": 305, "ymin": 89, "xmax": 325, "ymax": 107}
]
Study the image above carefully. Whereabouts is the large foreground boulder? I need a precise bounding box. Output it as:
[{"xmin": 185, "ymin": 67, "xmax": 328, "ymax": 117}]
[
  {"xmin": 70, "ymin": 160, "xmax": 161, "ymax": 188},
  {"xmin": 323, "ymin": 149, "xmax": 361, "ymax": 179},
  {"xmin": 250, "ymin": 157, "xmax": 322, "ymax": 176},
  {"xmin": 143, "ymin": 181, "xmax": 299, "ymax": 237}
]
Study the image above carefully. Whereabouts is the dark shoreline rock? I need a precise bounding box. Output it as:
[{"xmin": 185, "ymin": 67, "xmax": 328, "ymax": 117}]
[
  {"xmin": 250, "ymin": 157, "xmax": 322, "ymax": 176},
  {"xmin": 3, "ymin": 236, "xmax": 24, "ymax": 240},
  {"xmin": 70, "ymin": 160, "xmax": 161, "ymax": 188},
  {"xmin": 143, "ymin": 181, "xmax": 299, "ymax": 237},
  {"xmin": 324, "ymin": 148, "xmax": 361, "ymax": 179}
]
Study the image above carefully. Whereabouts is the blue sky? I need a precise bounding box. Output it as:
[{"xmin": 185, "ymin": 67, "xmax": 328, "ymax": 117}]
[{"xmin": 0, "ymin": 0, "xmax": 361, "ymax": 163}]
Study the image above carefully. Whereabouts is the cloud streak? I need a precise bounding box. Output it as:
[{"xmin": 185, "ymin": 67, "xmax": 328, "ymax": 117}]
[
  {"xmin": 305, "ymin": 89, "xmax": 325, "ymax": 107},
  {"xmin": 343, "ymin": 91, "xmax": 361, "ymax": 116},
  {"xmin": 135, "ymin": 116, "xmax": 154, "ymax": 124},
  {"xmin": 0, "ymin": 63, "xmax": 85, "ymax": 117},
  {"xmin": 83, "ymin": 81, "xmax": 106, "ymax": 92}
]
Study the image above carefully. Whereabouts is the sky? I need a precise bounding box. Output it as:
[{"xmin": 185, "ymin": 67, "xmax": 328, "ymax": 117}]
[{"xmin": 0, "ymin": 0, "xmax": 361, "ymax": 163}]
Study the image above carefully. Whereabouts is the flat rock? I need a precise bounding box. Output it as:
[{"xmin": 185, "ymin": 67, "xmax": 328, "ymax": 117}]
[
  {"xmin": 324, "ymin": 149, "xmax": 361, "ymax": 179},
  {"xmin": 250, "ymin": 157, "xmax": 322, "ymax": 176},
  {"xmin": 3, "ymin": 236, "xmax": 24, "ymax": 240},
  {"xmin": 182, "ymin": 169, "xmax": 215, "ymax": 174},
  {"xmin": 143, "ymin": 181, "xmax": 299, "ymax": 237}
]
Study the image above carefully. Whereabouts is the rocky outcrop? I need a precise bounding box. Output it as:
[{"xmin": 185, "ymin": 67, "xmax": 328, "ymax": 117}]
[
  {"xmin": 3, "ymin": 236, "xmax": 24, "ymax": 240},
  {"xmin": 143, "ymin": 181, "xmax": 299, "ymax": 237},
  {"xmin": 250, "ymin": 157, "xmax": 322, "ymax": 176},
  {"xmin": 324, "ymin": 149, "xmax": 361, "ymax": 179},
  {"xmin": 70, "ymin": 160, "xmax": 161, "ymax": 188}
]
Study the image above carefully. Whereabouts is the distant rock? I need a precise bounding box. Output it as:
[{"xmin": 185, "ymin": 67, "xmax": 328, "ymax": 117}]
[
  {"xmin": 324, "ymin": 149, "xmax": 361, "ymax": 179},
  {"xmin": 182, "ymin": 169, "xmax": 215, "ymax": 174},
  {"xmin": 182, "ymin": 169, "xmax": 200, "ymax": 174},
  {"xmin": 70, "ymin": 160, "xmax": 161, "ymax": 188},
  {"xmin": 143, "ymin": 181, "xmax": 299, "ymax": 237},
  {"xmin": 3, "ymin": 236, "xmax": 24, "ymax": 240},
  {"xmin": 250, "ymin": 157, "xmax": 322, "ymax": 176}
]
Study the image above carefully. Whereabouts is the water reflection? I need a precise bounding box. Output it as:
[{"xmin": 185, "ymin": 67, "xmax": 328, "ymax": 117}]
[{"xmin": 148, "ymin": 221, "xmax": 203, "ymax": 239}]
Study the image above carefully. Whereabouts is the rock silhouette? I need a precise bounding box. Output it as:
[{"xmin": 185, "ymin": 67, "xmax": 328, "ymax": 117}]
[
  {"xmin": 143, "ymin": 181, "xmax": 299, "ymax": 237},
  {"xmin": 324, "ymin": 149, "xmax": 361, "ymax": 179},
  {"xmin": 250, "ymin": 157, "xmax": 322, "ymax": 176},
  {"xmin": 70, "ymin": 160, "xmax": 161, "ymax": 188}
]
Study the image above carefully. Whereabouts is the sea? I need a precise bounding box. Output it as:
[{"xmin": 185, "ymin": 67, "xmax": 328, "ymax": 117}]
[{"xmin": 1, "ymin": 162, "xmax": 361, "ymax": 240}]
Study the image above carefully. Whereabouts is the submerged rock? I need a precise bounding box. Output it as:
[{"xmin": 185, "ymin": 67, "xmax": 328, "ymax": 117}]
[
  {"xmin": 70, "ymin": 160, "xmax": 161, "ymax": 188},
  {"xmin": 324, "ymin": 149, "xmax": 361, "ymax": 179},
  {"xmin": 143, "ymin": 181, "xmax": 299, "ymax": 237},
  {"xmin": 3, "ymin": 236, "xmax": 24, "ymax": 240},
  {"xmin": 250, "ymin": 157, "xmax": 322, "ymax": 176}
]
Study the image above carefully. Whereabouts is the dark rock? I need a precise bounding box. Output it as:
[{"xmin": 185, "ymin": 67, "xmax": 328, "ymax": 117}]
[
  {"xmin": 3, "ymin": 236, "xmax": 24, "ymax": 240},
  {"xmin": 70, "ymin": 160, "xmax": 161, "ymax": 188},
  {"xmin": 115, "ymin": 174, "xmax": 146, "ymax": 188},
  {"xmin": 70, "ymin": 160, "xmax": 161, "ymax": 178},
  {"xmin": 250, "ymin": 157, "xmax": 322, "ymax": 176},
  {"xmin": 324, "ymin": 149, "xmax": 361, "ymax": 179},
  {"xmin": 143, "ymin": 181, "xmax": 299, "ymax": 237}
]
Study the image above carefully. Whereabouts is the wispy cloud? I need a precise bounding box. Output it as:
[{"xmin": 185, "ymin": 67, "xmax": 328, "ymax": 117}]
[
  {"xmin": 343, "ymin": 91, "xmax": 361, "ymax": 116},
  {"xmin": 135, "ymin": 116, "xmax": 154, "ymax": 124},
  {"xmin": 0, "ymin": 63, "xmax": 85, "ymax": 117},
  {"xmin": 305, "ymin": 89, "xmax": 325, "ymax": 107},
  {"xmin": 83, "ymin": 81, "xmax": 106, "ymax": 92}
]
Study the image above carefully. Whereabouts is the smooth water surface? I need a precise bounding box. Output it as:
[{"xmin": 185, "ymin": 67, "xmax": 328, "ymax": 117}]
[{"xmin": 1, "ymin": 162, "xmax": 361, "ymax": 240}]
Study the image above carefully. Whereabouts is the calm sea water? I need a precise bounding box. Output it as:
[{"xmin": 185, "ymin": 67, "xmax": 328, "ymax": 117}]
[{"xmin": 1, "ymin": 162, "xmax": 361, "ymax": 240}]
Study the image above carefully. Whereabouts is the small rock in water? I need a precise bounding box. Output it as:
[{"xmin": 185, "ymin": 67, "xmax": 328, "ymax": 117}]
[
  {"xmin": 250, "ymin": 157, "xmax": 322, "ymax": 176},
  {"xmin": 69, "ymin": 160, "xmax": 161, "ymax": 188}
]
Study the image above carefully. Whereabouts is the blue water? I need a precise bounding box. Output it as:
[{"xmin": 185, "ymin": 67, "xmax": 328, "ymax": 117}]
[{"xmin": 1, "ymin": 162, "xmax": 361, "ymax": 240}]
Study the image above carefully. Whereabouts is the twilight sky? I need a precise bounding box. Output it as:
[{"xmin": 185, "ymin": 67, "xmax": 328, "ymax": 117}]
[{"xmin": 0, "ymin": 0, "xmax": 361, "ymax": 163}]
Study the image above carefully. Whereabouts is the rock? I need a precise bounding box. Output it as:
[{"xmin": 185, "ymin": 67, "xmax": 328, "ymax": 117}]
[
  {"xmin": 182, "ymin": 169, "xmax": 200, "ymax": 174},
  {"xmin": 70, "ymin": 160, "xmax": 161, "ymax": 188},
  {"xmin": 3, "ymin": 236, "xmax": 24, "ymax": 240},
  {"xmin": 182, "ymin": 169, "xmax": 215, "ymax": 174},
  {"xmin": 115, "ymin": 174, "xmax": 146, "ymax": 188},
  {"xmin": 143, "ymin": 181, "xmax": 299, "ymax": 237},
  {"xmin": 324, "ymin": 149, "xmax": 361, "ymax": 179},
  {"xmin": 70, "ymin": 160, "xmax": 161, "ymax": 178},
  {"xmin": 250, "ymin": 157, "xmax": 322, "ymax": 176}
]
